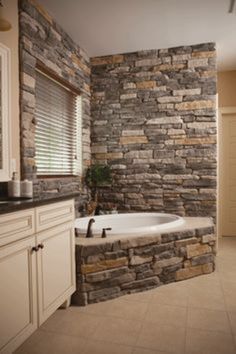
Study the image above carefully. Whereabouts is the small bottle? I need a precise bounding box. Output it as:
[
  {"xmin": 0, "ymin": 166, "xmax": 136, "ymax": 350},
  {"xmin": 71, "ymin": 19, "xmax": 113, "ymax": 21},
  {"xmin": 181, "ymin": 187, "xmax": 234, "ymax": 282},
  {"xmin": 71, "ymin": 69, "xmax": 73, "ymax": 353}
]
[
  {"xmin": 8, "ymin": 172, "xmax": 21, "ymax": 198},
  {"xmin": 21, "ymin": 180, "xmax": 33, "ymax": 199}
]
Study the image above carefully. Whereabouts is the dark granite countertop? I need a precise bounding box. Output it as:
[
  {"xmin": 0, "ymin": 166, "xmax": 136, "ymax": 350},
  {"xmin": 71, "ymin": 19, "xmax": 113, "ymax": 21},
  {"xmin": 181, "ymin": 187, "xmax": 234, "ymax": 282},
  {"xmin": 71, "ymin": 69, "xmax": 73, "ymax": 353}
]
[{"xmin": 0, "ymin": 193, "xmax": 79, "ymax": 215}]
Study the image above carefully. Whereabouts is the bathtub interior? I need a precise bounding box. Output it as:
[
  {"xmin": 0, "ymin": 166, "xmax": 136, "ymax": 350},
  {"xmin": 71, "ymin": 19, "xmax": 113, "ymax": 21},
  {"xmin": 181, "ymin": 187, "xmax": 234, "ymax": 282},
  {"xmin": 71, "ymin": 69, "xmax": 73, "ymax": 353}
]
[{"xmin": 75, "ymin": 212, "xmax": 185, "ymax": 237}]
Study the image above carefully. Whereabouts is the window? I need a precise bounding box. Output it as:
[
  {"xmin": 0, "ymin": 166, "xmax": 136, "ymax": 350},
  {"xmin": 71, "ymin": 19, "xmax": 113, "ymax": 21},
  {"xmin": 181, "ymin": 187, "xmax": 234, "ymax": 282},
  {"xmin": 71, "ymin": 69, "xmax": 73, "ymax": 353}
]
[{"xmin": 35, "ymin": 70, "xmax": 82, "ymax": 176}]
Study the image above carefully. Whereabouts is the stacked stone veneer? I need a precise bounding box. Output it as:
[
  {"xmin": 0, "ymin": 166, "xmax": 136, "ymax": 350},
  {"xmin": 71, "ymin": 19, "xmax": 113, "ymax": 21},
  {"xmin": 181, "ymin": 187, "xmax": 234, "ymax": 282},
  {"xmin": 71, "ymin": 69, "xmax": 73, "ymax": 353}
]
[
  {"xmin": 19, "ymin": 0, "xmax": 91, "ymax": 203},
  {"xmin": 72, "ymin": 223, "xmax": 216, "ymax": 305},
  {"xmin": 91, "ymin": 43, "xmax": 217, "ymax": 217}
]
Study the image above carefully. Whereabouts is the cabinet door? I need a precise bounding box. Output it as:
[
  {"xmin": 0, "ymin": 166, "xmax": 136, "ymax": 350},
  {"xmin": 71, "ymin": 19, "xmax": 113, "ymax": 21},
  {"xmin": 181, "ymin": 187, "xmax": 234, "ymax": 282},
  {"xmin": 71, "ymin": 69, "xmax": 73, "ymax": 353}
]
[
  {"xmin": 37, "ymin": 222, "xmax": 75, "ymax": 325},
  {"xmin": 0, "ymin": 237, "xmax": 37, "ymax": 354}
]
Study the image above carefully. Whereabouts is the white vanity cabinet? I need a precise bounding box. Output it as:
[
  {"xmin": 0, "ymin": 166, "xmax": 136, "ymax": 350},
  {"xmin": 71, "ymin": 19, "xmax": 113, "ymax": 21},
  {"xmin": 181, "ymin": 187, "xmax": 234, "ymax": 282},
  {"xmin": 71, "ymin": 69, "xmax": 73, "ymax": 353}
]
[{"xmin": 0, "ymin": 199, "xmax": 76, "ymax": 354}]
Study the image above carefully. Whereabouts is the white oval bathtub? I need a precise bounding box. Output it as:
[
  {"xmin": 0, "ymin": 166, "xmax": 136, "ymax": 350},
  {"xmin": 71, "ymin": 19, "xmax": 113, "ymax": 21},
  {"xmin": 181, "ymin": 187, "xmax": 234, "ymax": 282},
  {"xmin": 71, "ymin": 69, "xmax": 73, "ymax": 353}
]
[{"xmin": 75, "ymin": 213, "xmax": 184, "ymax": 238}]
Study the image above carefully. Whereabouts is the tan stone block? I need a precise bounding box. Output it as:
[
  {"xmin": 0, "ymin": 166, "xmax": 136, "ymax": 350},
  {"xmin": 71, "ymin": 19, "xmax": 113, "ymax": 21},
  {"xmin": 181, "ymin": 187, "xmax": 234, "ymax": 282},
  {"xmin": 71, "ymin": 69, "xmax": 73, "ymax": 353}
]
[
  {"xmin": 22, "ymin": 73, "xmax": 35, "ymax": 89},
  {"xmin": 173, "ymin": 88, "xmax": 201, "ymax": 96},
  {"xmin": 120, "ymin": 136, "xmax": 148, "ymax": 144},
  {"xmin": 120, "ymin": 235, "xmax": 161, "ymax": 250},
  {"xmin": 136, "ymin": 81, "xmax": 156, "ymax": 89},
  {"xmin": 65, "ymin": 67, "xmax": 75, "ymax": 78},
  {"xmin": 130, "ymin": 255, "xmax": 153, "ymax": 265},
  {"xmin": 175, "ymin": 263, "xmax": 213, "ymax": 281},
  {"xmin": 184, "ymin": 260, "xmax": 191, "ymax": 268},
  {"xmin": 123, "ymin": 82, "xmax": 136, "ymax": 89},
  {"xmin": 188, "ymin": 58, "xmax": 208, "ymax": 68},
  {"xmin": 202, "ymin": 263, "xmax": 214, "ymax": 274},
  {"xmin": 157, "ymin": 96, "xmax": 182, "ymax": 103},
  {"xmin": 200, "ymin": 71, "xmax": 216, "ymax": 78},
  {"xmin": 113, "ymin": 55, "xmax": 124, "ymax": 64},
  {"xmin": 187, "ymin": 122, "xmax": 216, "ymax": 129},
  {"xmin": 91, "ymin": 145, "xmax": 107, "ymax": 153},
  {"xmin": 91, "ymin": 55, "xmax": 123, "ymax": 66},
  {"xmin": 175, "ymin": 100, "xmax": 215, "ymax": 111},
  {"xmin": 153, "ymin": 63, "xmax": 185, "ymax": 71},
  {"xmin": 202, "ymin": 234, "xmax": 216, "ymax": 244},
  {"xmin": 175, "ymin": 238, "xmax": 198, "ymax": 248},
  {"xmin": 22, "ymin": 91, "xmax": 35, "ymax": 108},
  {"xmin": 175, "ymin": 265, "xmax": 202, "ymax": 280},
  {"xmin": 91, "ymin": 56, "xmax": 112, "ymax": 66},
  {"xmin": 175, "ymin": 137, "xmax": 216, "ymax": 145},
  {"xmin": 95, "ymin": 152, "xmax": 123, "ymax": 160},
  {"xmin": 147, "ymin": 116, "xmax": 183, "ymax": 125},
  {"xmin": 192, "ymin": 51, "xmax": 216, "ymax": 58},
  {"xmin": 71, "ymin": 54, "xmax": 91, "ymax": 75},
  {"xmin": 81, "ymin": 257, "xmax": 128, "ymax": 274},
  {"xmin": 120, "ymin": 93, "xmax": 137, "ymax": 100},
  {"xmin": 186, "ymin": 243, "xmax": 211, "ymax": 258},
  {"xmin": 83, "ymin": 82, "xmax": 90, "ymax": 93},
  {"xmin": 122, "ymin": 130, "xmax": 144, "ymax": 136},
  {"xmin": 172, "ymin": 54, "xmax": 191, "ymax": 62},
  {"xmin": 135, "ymin": 58, "xmax": 161, "ymax": 67}
]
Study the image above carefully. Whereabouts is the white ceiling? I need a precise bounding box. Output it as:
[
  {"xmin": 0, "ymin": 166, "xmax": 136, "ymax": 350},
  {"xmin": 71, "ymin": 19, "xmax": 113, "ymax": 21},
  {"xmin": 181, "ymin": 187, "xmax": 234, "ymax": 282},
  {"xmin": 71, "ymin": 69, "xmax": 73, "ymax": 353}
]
[{"xmin": 39, "ymin": 0, "xmax": 236, "ymax": 71}]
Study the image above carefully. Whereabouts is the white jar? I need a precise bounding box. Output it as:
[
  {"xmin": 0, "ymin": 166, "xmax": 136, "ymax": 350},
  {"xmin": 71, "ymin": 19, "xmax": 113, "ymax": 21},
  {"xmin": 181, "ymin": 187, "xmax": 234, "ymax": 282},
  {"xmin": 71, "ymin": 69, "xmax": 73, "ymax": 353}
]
[
  {"xmin": 8, "ymin": 172, "xmax": 21, "ymax": 198},
  {"xmin": 21, "ymin": 180, "xmax": 33, "ymax": 198}
]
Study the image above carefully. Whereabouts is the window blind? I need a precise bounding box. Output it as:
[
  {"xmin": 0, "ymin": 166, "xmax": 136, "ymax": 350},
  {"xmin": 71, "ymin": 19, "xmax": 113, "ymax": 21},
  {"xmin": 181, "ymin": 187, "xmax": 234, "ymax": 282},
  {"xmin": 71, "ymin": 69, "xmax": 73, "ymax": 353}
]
[{"xmin": 35, "ymin": 70, "xmax": 82, "ymax": 176}]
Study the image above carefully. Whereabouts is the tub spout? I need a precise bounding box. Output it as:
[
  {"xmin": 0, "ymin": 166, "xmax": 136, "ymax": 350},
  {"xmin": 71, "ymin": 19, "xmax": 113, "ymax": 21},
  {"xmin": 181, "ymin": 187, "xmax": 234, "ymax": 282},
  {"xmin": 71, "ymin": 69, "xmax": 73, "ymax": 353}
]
[
  {"xmin": 101, "ymin": 227, "xmax": 112, "ymax": 238},
  {"xmin": 86, "ymin": 218, "xmax": 95, "ymax": 238}
]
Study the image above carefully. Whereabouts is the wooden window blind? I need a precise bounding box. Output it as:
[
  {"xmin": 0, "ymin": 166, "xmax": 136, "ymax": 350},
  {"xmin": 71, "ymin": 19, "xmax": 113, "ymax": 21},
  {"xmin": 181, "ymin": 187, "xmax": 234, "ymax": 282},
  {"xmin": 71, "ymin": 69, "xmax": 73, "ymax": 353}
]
[{"xmin": 35, "ymin": 70, "xmax": 82, "ymax": 176}]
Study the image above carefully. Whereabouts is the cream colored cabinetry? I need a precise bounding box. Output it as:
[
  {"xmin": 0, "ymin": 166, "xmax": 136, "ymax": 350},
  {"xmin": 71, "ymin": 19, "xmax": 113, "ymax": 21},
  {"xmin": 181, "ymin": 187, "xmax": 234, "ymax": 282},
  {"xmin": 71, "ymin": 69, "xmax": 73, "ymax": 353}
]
[
  {"xmin": 0, "ymin": 199, "xmax": 75, "ymax": 354},
  {"xmin": 0, "ymin": 236, "xmax": 37, "ymax": 354},
  {"xmin": 37, "ymin": 222, "xmax": 75, "ymax": 325}
]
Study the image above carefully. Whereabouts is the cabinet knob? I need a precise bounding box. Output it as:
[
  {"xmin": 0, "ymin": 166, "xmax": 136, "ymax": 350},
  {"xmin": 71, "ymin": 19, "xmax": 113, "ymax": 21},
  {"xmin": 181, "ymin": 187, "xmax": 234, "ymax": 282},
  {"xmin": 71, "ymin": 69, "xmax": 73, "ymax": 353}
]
[
  {"xmin": 38, "ymin": 243, "xmax": 44, "ymax": 249},
  {"xmin": 32, "ymin": 246, "xmax": 39, "ymax": 252}
]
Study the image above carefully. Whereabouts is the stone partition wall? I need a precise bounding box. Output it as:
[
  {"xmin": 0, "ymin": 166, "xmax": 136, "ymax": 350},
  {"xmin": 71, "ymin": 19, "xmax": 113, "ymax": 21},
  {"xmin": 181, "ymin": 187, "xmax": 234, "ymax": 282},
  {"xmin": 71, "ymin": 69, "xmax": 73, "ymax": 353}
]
[
  {"xmin": 19, "ymin": 0, "xmax": 91, "ymax": 204},
  {"xmin": 72, "ymin": 218, "xmax": 216, "ymax": 305},
  {"xmin": 91, "ymin": 43, "xmax": 217, "ymax": 217}
]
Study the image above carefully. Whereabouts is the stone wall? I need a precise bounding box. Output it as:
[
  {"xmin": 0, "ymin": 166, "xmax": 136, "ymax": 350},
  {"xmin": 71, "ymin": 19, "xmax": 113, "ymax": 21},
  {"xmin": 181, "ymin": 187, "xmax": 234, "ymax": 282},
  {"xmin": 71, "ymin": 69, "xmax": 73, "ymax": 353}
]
[
  {"xmin": 91, "ymin": 43, "xmax": 217, "ymax": 217},
  {"xmin": 72, "ymin": 220, "xmax": 216, "ymax": 305},
  {"xmin": 19, "ymin": 0, "xmax": 91, "ymax": 205}
]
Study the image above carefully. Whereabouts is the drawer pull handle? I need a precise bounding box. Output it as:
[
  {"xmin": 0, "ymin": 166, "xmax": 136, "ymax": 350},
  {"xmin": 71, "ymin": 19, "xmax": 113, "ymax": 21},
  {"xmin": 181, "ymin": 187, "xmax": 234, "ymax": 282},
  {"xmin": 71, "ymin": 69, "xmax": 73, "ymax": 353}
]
[
  {"xmin": 32, "ymin": 246, "xmax": 39, "ymax": 252},
  {"xmin": 38, "ymin": 243, "xmax": 44, "ymax": 249}
]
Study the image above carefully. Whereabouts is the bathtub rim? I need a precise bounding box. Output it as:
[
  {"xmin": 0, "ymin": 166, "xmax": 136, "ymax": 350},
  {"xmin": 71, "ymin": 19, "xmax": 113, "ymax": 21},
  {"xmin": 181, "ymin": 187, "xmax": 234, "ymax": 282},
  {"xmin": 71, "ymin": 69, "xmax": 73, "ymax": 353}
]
[{"xmin": 75, "ymin": 212, "xmax": 185, "ymax": 237}]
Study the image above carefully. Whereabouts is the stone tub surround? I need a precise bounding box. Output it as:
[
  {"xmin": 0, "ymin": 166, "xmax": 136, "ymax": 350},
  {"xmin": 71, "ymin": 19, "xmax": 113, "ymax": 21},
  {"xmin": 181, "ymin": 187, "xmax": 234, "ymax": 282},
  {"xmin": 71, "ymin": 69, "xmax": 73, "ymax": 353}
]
[
  {"xmin": 90, "ymin": 43, "xmax": 217, "ymax": 218},
  {"xmin": 19, "ymin": 0, "xmax": 91, "ymax": 203},
  {"xmin": 72, "ymin": 217, "xmax": 216, "ymax": 305}
]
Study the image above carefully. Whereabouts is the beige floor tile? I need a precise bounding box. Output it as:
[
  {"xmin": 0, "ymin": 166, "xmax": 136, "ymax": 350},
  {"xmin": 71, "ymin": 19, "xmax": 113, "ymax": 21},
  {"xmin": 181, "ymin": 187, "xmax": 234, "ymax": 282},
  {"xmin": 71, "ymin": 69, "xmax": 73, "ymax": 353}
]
[
  {"xmin": 122, "ymin": 289, "xmax": 155, "ymax": 303},
  {"xmin": 40, "ymin": 308, "xmax": 103, "ymax": 339},
  {"xmin": 92, "ymin": 317, "xmax": 142, "ymax": 346},
  {"xmin": 187, "ymin": 284, "xmax": 226, "ymax": 311},
  {"xmin": 83, "ymin": 339, "xmax": 133, "ymax": 354},
  {"xmin": 136, "ymin": 322, "xmax": 185, "ymax": 353},
  {"xmin": 228, "ymin": 311, "xmax": 236, "ymax": 335},
  {"xmin": 14, "ymin": 330, "xmax": 87, "ymax": 354},
  {"xmin": 221, "ymin": 281, "xmax": 236, "ymax": 311},
  {"xmin": 218, "ymin": 270, "xmax": 236, "ymax": 283},
  {"xmin": 151, "ymin": 282, "xmax": 189, "ymax": 307},
  {"xmin": 77, "ymin": 298, "xmax": 118, "ymax": 316},
  {"xmin": 132, "ymin": 347, "xmax": 167, "ymax": 354},
  {"xmin": 187, "ymin": 307, "xmax": 231, "ymax": 333},
  {"xmin": 186, "ymin": 273, "xmax": 221, "ymax": 289},
  {"xmin": 103, "ymin": 298, "xmax": 148, "ymax": 321},
  {"xmin": 186, "ymin": 328, "xmax": 236, "ymax": 354},
  {"xmin": 145, "ymin": 303, "xmax": 187, "ymax": 328}
]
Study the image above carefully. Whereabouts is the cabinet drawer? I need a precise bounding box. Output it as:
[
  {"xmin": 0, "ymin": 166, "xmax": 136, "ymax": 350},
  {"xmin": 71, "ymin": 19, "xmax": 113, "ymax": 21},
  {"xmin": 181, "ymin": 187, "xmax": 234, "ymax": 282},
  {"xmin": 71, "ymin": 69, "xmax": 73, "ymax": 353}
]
[
  {"xmin": 0, "ymin": 209, "xmax": 35, "ymax": 247},
  {"xmin": 36, "ymin": 199, "xmax": 74, "ymax": 233}
]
